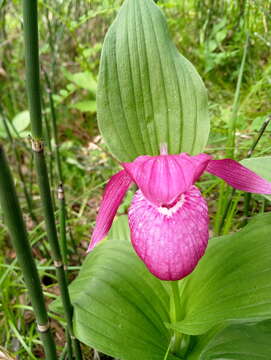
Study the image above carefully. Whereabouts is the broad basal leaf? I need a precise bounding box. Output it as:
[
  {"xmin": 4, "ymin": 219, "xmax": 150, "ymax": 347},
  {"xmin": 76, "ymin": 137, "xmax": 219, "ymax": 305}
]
[
  {"xmin": 188, "ymin": 320, "xmax": 271, "ymax": 360},
  {"xmin": 97, "ymin": 0, "xmax": 209, "ymax": 161},
  {"xmin": 170, "ymin": 213, "xmax": 271, "ymax": 335},
  {"xmin": 51, "ymin": 217, "xmax": 180, "ymax": 360}
]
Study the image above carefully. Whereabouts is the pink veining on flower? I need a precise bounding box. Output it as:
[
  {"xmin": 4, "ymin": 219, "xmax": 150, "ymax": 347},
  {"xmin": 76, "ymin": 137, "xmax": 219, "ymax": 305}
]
[{"xmin": 88, "ymin": 150, "xmax": 271, "ymax": 281}]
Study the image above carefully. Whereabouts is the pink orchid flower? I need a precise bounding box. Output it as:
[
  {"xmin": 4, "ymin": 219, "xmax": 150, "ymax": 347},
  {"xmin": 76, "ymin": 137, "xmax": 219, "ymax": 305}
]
[{"xmin": 88, "ymin": 150, "xmax": 271, "ymax": 281}]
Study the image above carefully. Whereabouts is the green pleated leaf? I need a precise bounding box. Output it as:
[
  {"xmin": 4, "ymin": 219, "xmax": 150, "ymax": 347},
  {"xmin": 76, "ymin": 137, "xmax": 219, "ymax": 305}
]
[
  {"xmin": 188, "ymin": 320, "xmax": 271, "ymax": 360},
  {"xmin": 170, "ymin": 213, "xmax": 271, "ymax": 336},
  {"xmin": 52, "ymin": 217, "xmax": 179, "ymax": 360},
  {"xmin": 97, "ymin": 0, "xmax": 209, "ymax": 161}
]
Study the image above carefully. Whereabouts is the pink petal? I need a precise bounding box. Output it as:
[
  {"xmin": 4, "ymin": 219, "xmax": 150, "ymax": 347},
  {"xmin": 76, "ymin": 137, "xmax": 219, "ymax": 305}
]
[
  {"xmin": 128, "ymin": 186, "xmax": 209, "ymax": 281},
  {"xmin": 122, "ymin": 153, "xmax": 211, "ymax": 206},
  {"xmin": 88, "ymin": 170, "xmax": 132, "ymax": 252},
  {"xmin": 192, "ymin": 153, "xmax": 213, "ymax": 181},
  {"xmin": 207, "ymin": 159, "xmax": 271, "ymax": 194}
]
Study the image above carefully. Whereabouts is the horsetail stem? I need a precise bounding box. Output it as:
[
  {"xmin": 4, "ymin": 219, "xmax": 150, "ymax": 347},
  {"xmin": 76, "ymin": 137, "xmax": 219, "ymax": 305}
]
[
  {"xmin": 0, "ymin": 145, "xmax": 57, "ymax": 360},
  {"xmin": 22, "ymin": 0, "xmax": 83, "ymax": 358}
]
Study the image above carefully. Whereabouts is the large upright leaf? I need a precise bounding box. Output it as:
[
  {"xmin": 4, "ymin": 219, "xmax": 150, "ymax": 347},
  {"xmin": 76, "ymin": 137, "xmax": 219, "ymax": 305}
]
[
  {"xmin": 97, "ymin": 0, "xmax": 209, "ymax": 161},
  {"xmin": 188, "ymin": 320, "xmax": 271, "ymax": 360},
  {"xmin": 170, "ymin": 213, "xmax": 271, "ymax": 335}
]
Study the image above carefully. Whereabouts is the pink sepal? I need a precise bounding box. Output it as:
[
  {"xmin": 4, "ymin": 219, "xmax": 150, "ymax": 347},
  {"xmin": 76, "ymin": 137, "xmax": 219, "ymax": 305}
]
[
  {"xmin": 123, "ymin": 153, "xmax": 211, "ymax": 206},
  {"xmin": 88, "ymin": 170, "xmax": 132, "ymax": 252},
  {"xmin": 207, "ymin": 159, "xmax": 271, "ymax": 194}
]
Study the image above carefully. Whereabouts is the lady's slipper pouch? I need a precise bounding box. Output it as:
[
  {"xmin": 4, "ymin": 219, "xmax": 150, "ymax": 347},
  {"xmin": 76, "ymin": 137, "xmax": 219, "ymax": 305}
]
[{"xmin": 88, "ymin": 152, "xmax": 271, "ymax": 281}]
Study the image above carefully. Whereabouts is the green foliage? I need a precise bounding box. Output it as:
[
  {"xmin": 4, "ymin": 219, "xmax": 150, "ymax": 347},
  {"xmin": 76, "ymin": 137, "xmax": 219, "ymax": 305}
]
[
  {"xmin": 171, "ymin": 213, "xmax": 271, "ymax": 335},
  {"xmin": 188, "ymin": 320, "xmax": 271, "ymax": 360},
  {"xmin": 52, "ymin": 217, "xmax": 178, "ymax": 360},
  {"xmin": 240, "ymin": 156, "xmax": 271, "ymax": 182},
  {"xmin": 51, "ymin": 213, "xmax": 271, "ymax": 359},
  {"xmin": 240, "ymin": 156, "xmax": 271, "ymax": 201},
  {"xmin": 1, "ymin": 0, "xmax": 271, "ymax": 358},
  {"xmin": 70, "ymin": 100, "xmax": 96, "ymax": 113},
  {"xmin": 0, "ymin": 111, "xmax": 30, "ymax": 138},
  {"xmin": 97, "ymin": 0, "xmax": 209, "ymax": 161},
  {"xmin": 63, "ymin": 70, "xmax": 97, "ymax": 94}
]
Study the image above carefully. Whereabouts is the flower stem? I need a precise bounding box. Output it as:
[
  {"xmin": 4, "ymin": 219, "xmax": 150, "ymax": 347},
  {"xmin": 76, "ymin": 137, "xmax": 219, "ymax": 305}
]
[
  {"xmin": 170, "ymin": 281, "xmax": 181, "ymax": 322},
  {"xmin": 169, "ymin": 282, "xmax": 191, "ymax": 357},
  {"xmin": 0, "ymin": 145, "xmax": 57, "ymax": 360},
  {"xmin": 170, "ymin": 281, "xmax": 182, "ymax": 355}
]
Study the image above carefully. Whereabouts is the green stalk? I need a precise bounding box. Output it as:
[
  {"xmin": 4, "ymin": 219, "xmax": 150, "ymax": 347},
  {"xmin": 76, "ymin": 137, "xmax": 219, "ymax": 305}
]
[
  {"xmin": 218, "ymin": 188, "xmax": 236, "ymax": 235},
  {"xmin": 22, "ymin": 0, "xmax": 42, "ymax": 139},
  {"xmin": 43, "ymin": 70, "xmax": 63, "ymax": 182},
  {"xmin": 169, "ymin": 282, "xmax": 190, "ymax": 357},
  {"xmin": 246, "ymin": 115, "xmax": 271, "ymax": 158},
  {"xmin": 214, "ymin": 181, "xmax": 226, "ymax": 235},
  {"xmin": 44, "ymin": 69, "xmax": 76, "ymax": 256},
  {"xmin": 58, "ymin": 184, "xmax": 68, "ymax": 266},
  {"xmin": 43, "ymin": 99, "xmax": 56, "ymax": 209},
  {"xmin": 44, "ymin": 71, "xmax": 68, "ymax": 262},
  {"xmin": 0, "ymin": 145, "xmax": 57, "ymax": 360},
  {"xmin": 243, "ymin": 115, "xmax": 271, "ymax": 225},
  {"xmin": 226, "ymin": 33, "xmax": 249, "ymax": 158},
  {"xmin": 170, "ymin": 282, "xmax": 181, "ymax": 323},
  {"xmin": 22, "ymin": 1, "xmax": 82, "ymax": 359},
  {"xmin": 216, "ymin": 34, "xmax": 249, "ymax": 234},
  {"xmin": 220, "ymin": 115, "xmax": 271, "ymax": 232}
]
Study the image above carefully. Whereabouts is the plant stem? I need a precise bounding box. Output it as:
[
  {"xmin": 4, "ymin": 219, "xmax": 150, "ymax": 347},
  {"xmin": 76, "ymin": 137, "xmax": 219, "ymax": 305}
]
[
  {"xmin": 44, "ymin": 70, "xmax": 73, "ymax": 258},
  {"xmin": 170, "ymin": 282, "xmax": 181, "ymax": 322},
  {"xmin": 43, "ymin": 69, "xmax": 63, "ymax": 182},
  {"xmin": 243, "ymin": 115, "xmax": 271, "ymax": 225},
  {"xmin": 0, "ymin": 145, "xmax": 57, "ymax": 360},
  {"xmin": 58, "ymin": 184, "xmax": 68, "ymax": 266},
  {"xmin": 22, "ymin": 1, "xmax": 83, "ymax": 358},
  {"xmin": 220, "ymin": 115, "xmax": 271, "ymax": 232},
  {"xmin": 42, "ymin": 98, "xmax": 56, "ymax": 209},
  {"xmin": 218, "ymin": 188, "xmax": 236, "ymax": 234},
  {"xmin": 22, "ymin": 0, "xmax": 42, "ymax": 139},
  {"xmin": 170, "ymin": 282, "xmax": 183, "ymax": 356},
  {"xmin": 227, "ymin": 33, "xmax": 249, "ymax": 158},
  {"xmin": 246, "ymin": 115, "xmax": 271, "ymax": 157}
]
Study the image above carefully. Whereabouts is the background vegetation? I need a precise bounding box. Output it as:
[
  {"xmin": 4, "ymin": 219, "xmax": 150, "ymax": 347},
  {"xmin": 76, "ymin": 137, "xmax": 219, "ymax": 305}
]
[{"xmin": 0, "ymin": 0, "xmax": 270, "ymax": 358}]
